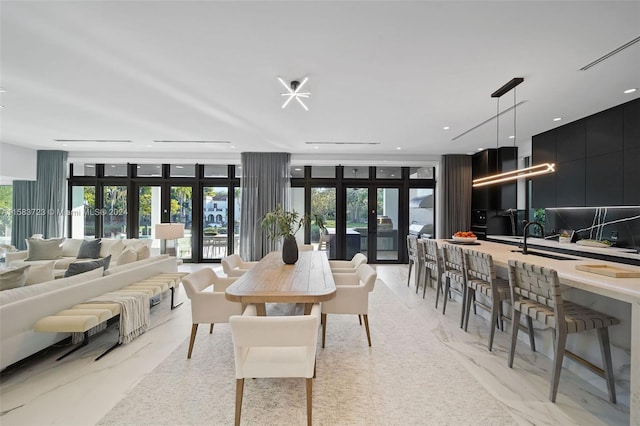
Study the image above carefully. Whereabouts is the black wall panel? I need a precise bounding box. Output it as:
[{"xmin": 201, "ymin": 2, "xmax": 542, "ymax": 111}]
[
  {"xmin": 556, "ymin": 159, "xmax": 585, "ymax": 207},
  {"xmin": 623, "ymin": 147, "xmax": 640, "ymax": 205},
  {"xmin": 624, "ymin": 100, "xmax": 640, "ymax": 150},
  {"xmin": 586, "ymin": 106, "xmax": 624, "ymax": 157},
  {"xmin": 586, "ymin": 151, "xmax": 624, "ymax": 206},
  {"xmin": 556, "ymin": 120, "xmax": 585, "ymax": 163},
  {"xmin": 532, "ymin": 130, "xmax": 557, "ymax": 164}
]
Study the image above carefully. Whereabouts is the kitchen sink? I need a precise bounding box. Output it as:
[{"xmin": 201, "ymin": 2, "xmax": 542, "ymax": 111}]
[{"xmin": 510, "ymin": 249, "xmax": 577, "ymax": 261}]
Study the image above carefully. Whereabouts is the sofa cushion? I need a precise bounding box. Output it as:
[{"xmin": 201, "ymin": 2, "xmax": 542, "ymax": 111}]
[
  {"xmin": 25, "ymin": 261, "xmax": 55, "ymax": 285},
  {"xmin": 0, "ymin": 265, "xmax": 31, "ymax": 291},
  {"xmin": 100, "ymin": 239, "xmax": 125, "ymax": 259},
  {"xmin": 115, "ymin": 248, "xmax": 138, "ymax": 266},
  {"xmin": 105, "ymin": 254, "xmax": 169, "ymax": 276},
  {"xmin": 65, "ymin": 255, "xmax": 112, "ymax": 277},
  {"xmin": 136, "ymin": 244, "xmax": 151, "ymax": 261},
  {"xmin": 25, "ymin": 238, "xmax": 64, "ymax": 261},
  {"xmin": 61, "ymin": 239, "xmax": 84, "ymax": 257},
  {"xmin": 0, "ymin": 267, "xmax": 104, "ymax": 305},
  {"xmin": 77, "ymin": 239, "xmax": 102, "ymax": 259}
]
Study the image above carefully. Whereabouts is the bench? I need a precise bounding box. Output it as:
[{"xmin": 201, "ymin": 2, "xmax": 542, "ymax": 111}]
[{"xmin": 32, "ymin": 272, "xmax": 189, "ymax": 362}]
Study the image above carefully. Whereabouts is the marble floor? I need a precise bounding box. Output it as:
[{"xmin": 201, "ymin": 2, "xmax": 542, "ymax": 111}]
[{"xmin": 0, "ymin": 264, "xmax": 630, "ymax": 425}]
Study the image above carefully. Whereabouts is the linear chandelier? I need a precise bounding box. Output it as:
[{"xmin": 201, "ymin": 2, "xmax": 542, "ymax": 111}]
[
  {"xmin": 472, "ymin": 162, "xmax": 555, "ymax": 187},
  {"xmin": 471, "ymin": 77, "xmax": 556, "ymax": 187}
]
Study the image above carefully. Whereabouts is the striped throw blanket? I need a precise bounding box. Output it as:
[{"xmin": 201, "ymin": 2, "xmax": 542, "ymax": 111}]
[{"xmin": 82, "ymin": 290, "xmax": 151, "ymax": 344}]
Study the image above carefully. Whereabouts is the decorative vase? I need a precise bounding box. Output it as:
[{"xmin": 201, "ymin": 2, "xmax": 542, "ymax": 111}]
[{"xmin": 282, "ymin": 235, "xmax": 299, "ymax": 264}]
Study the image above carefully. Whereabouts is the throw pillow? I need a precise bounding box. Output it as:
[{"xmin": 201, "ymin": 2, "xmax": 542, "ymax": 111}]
[
  {"xmin": 62, "ymin": 239, "xmax": 84, "ymax": 257},
  {"xmin": 115, "ymin": 248, "xmax": 137, "ymax": 266},
  {"xmin": 64, "ymin": 255, "xmax": 111, "ymax": 277},
  {"xmin": 77, "ymin": 239, "xmax": 102, "ymax": 259},
  {"xmin": 25, "ymin": 238, "xmax": 64, "ymax": 261},
  {"xmin": 135, "ymin": 244, "xmax": 151, "ymax": 261},
  {"xmin": 0, "ymin": 265, "xmax": 31, "ymax": 290},
  {"xmin": 100, "ymin": 239, "xmax": 125, "ymax": 259},
  {"xmin": 25, "ymin": 261, "xmax": 55, "ymax": 285}
]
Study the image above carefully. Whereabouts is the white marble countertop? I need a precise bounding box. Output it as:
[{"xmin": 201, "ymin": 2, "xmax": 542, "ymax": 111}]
[{"xmin": 487, "ymin": 235, "xmax": 640, "ymax": 262}]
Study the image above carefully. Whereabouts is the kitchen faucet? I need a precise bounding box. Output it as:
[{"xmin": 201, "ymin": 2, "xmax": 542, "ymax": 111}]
[{"xmin": 522, "ymin": 221, "xmax": 544, "ymax": 255}]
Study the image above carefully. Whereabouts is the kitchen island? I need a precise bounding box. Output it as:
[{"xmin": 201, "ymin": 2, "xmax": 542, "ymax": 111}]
[{"xmin": 448, "ymin": 239, "xmax": 639, "ymax": 424}]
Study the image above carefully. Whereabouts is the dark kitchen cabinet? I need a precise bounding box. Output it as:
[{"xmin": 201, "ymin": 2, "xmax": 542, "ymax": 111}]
[
  {"xmin": 532, "ymin": 129, "xmax": 556, "ymax": 164},
  {"xmin": 555, "ymin": 159, "xmax": 585, "ymax": 207},
  {"xmin": 586, "ymin": 151, "xmax": 624, "ymax": 206},
  {"xmin": 624, "ymin": 100, "xmax": 640, "ymax": 150},
  {"xmin": 586, "ymin": 106, "xmax": 623, "ymax": 157},
  {"xmin": 531, "ymin": 130, "xmax": 557, "ymax": 208},
  {"xmin": 624, "ymin": 148, "xmax": 640, "ymax": 205},
  {"xmin": 556, "ymin": 120, "xmax": 585, "ymax": 163}
]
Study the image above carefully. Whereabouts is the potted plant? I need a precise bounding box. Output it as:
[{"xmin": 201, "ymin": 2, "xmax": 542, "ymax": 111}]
[{"xmin": 261, "ymin": 205, "xmax": 325, "ymax": 264}]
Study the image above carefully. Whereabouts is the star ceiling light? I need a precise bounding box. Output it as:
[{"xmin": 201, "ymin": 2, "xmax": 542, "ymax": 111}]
[{"xmin": 278, "ymin": 77, "xmax": 310, "ymax": 111}]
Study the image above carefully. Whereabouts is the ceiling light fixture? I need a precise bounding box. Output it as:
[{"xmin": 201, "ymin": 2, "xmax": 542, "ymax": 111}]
[
  {"xmin": 472, "ymin": 77, "xmax": 555, "ymax": 188},
  {"xmin": 443, "ymin": 126, "xmax": 450, "ymax": 130},
  {"xmin": 624, "ymin": 88, "xmax": 637, "ymax": 94},
  {"xmin": 553, "ymin": 117, "xmax": 562, "ymax": 122},
  {"xmin": 278, "ymin": 77, "xmax": 310, "ymax": 111}
]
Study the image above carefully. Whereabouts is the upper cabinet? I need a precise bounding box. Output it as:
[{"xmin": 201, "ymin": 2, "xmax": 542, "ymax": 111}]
[{"xmin": 531, "ymin": 98, "xmax": 639, "ymax": 208}]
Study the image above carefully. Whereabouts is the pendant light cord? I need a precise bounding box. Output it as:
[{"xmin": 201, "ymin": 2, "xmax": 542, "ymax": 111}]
[{"xmin": 513, "ymin": 87, "xmax": 517, "ymax": 147}]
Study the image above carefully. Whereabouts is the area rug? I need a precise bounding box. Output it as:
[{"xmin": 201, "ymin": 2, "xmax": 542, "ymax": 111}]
[{"xmin": 98, "ymin": 280, "xmax": 516, "ymax": 426}]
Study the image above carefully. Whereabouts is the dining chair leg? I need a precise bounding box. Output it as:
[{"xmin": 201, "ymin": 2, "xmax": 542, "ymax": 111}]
[
  {"xmin": 435, "ymin": 275, "xmax": 443, "ymax": 308},
  {"xmin": 488, "ymin": 301, "xmax": 500, "ymax": 352},
  {"xmin": 321, "ymin": 313, "xmax": 327, "ymax": 348},
  {"xmin": 422, "ymin": 269, "xmax": 431, "ymax": 298},
  {"xmin": 187, "ymin": 324, "xmax": 198, "ymax": 359},
  {"xmin": 597, "ymin": 327, "xmax": 617, "ymax": 403},
  {"xmin": 442, "ymin": 277, "xmax": 451, "ymax": 315},
  {"xmin": 463, "ymin": 286, "xmax": 473, "ymax": 332},
  {"xmin": 549, "ymin": 328, "xmax": 568, "ymax": 402},
  {"xmin": 498, "ymin": 302, "xmax": 505, "ymax": 331},
  {"xmin": 235, "ymin": 378, "xmax": 244, "ymax": 426},
  {"xmin": 209, "ymin": 323, "xmax": 214, "ymax": 334},
  {"xmin": 407, "ymin": 261, "xmax": 413, "ymax": 286},
  {"xmin": 526, "ymin": 316, "xmax": 536, "ymax": 352},
  {"xmin": 358, "ymin": 314, "xmax": 362, "ymax": 325},
  {"xmin": 460, "ymin": 281, "xmax": 467, "ymax": 329},
  {"xmin": 306, "ymin": 377, "xmax": 313, "ymax": 426},
  {"xmin": 508, "ymin": 310, "xmax": 521, "ymax": 368},
  {"xmin": 363, "ymin": 314, "xmax": 372, "ymax": 346}
]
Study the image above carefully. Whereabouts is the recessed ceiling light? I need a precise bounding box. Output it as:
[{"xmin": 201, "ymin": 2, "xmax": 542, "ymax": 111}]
[
  {"xmin": 466, "ymin": 152, "xmax": 474, "ymax": 155},
  {"xmin": 396, "ymin": 147, "xmax": 402, "ymax": 150},
  {"xmin": 553, "ymin": 117, "xmax": 562, "ymax": 122},
  {"xmin": 314, "ymin": 146, "xmax": 319, "ymax": 149},
  {"xmin": 477, "ymin": 148, "xmax": 484, "ymax": 151},
  {"xmin": 230, "ymin": 145, "xmax": 235, "ymax": 149},
  {"xmin": 137, "ymin": 166, "xmax": 141, "ymax": 169},
  {"xmin": 110, "ymin": 165, "xmax": 116, "ymax": 168},
  {"xmin": 624, "ymin": 88, "xmax": 637, "ymax": 94},
  {"xmin": 86, "ymin": 164, "xmax": 95, "ymax": 168},
  {"xmin": 294, "ymin": 168, "xmax": 302, "ymax": 171},
  {"xmin": 508, "ymin": 135, "xmax": 515, "ymax": 139},
  {"xmin": 443, "ymin": 126, "xmax": 450, "ymax": 130},
  {"xmin": 0, "ymin": 88, "xmax": 5, "ymax": 93},
  {"xmin": 390, "ymin": 174, "xmax": 395, "ymax": 177},
  {"xmin": 379, "ymin": 169, "xmax": 384, "ymax": 172},
  {"xmin": 62, "ymin": 143, "xmax": 68, "ymax": 147},
  {"xmin": 175, "ymin": 165, "xmax": 184, "ymax": 169}
]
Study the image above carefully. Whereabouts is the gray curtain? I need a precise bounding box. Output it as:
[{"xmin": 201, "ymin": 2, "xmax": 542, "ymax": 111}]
[
  {"xmin": 240, "ymin": 152, "xmax": 291, "ymax": 261},
  {"xmin": 11, "ymin": 181, "xmax": 37, "ymax": 250},
  {"xmin": 11, "ymin": 150, "xmax": 67, "ymax": 249},
  {"xmin": 441, "ymin": 155, "xmax": 472, "ymax": 238}
]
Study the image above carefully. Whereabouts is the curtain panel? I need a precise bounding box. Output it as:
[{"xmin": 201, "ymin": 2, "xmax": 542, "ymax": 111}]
[
  {"xmin": 240, "ymin": 152, "xmax": 291, "ymax": 261},
  {"xmin": 441, "ymin": 155, "xmax": 472, "ymax": 238},
  {"xmin": 11, "ymin": 181, "xmax": 37, "ymax": 250}
]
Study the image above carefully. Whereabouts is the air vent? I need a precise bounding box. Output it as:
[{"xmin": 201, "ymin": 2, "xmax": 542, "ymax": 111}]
[
  {"xmin": 153, "ymin": 140, "xmax": 231, "ymax": 144},
  {"xmin": 580, "ymin": 36, "xmax": 640, "ymax": 71},
  {"xmin": 451, "ymin": 101, "xmax": 527, "ymax": 141},
  {"xmin": 54, "ymin": 139, "xmax": 132, "ymax": 143},
  {"xmin": 304, "ymin": 142, "xmax": 380, "ymax": 145}
]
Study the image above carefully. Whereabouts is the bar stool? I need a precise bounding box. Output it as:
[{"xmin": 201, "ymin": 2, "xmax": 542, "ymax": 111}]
[
  {"xmin": 417, "ymin": 238, "xmax": 441, "ymax": 299},
  {"xmin": 436, "ymin": 243, "xmax": 466, "ymax": 328},
  {"xmin": 507, "ymin": 259, "xmax": 619, "ymax": 403},
  {"xmin": 462, "ymin": 248, "xmax": 535, "ymax": 352},
  {"xmin": 406, "ymin": 235, "xmax": 420, "ymax": 288}
]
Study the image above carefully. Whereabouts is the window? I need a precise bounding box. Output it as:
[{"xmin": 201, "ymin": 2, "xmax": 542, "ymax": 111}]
[
  {"xmin": 70, "ymin": 186, "xmax": 96, "ymax": 238},
  {"xmin": 204, "ymin": 165, "xmax": 228, "ymax": 178},
  {"xmin": 136, "ymin": 164, "xmax": 163, "ymax": 177},
  {"xmin": 104, "ymin": 164, "xmax": 128, "ymax": 177},
  {"xmin": 311, "ymin": 166, "xmax": 335, "ymax": 178},
  {"xmin": 376, "ymin": 167, "xmax": 401, "ymax": 179},
  {"xmin": 170, "ymin": 164, "xmax": 195, "ymax": 177},
  {"xmin": 0, "ymin": 185, "xmax": 13, "ymax": 247}
]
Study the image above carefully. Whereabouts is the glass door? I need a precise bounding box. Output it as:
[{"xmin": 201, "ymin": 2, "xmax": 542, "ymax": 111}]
[
  {"xmin": 375, "ymin": 187, "xmax": 400, "ymax": 261},
  {"xmin": 202, "ymin": 186, "xmax": 230, "ymax": 260},
  {"xmin": 170, "ymin": 185, "xmax": 193, "ymax": 260},
  {"xmin": 102, "ymin": 185, "xmax": 127, "ymax": 238},
  {"xmin": 345, "ymin": 187, "xmax": 369, "ymax": 259},
  {"xmin": 138, "ymin": 185, "xmax": 162, "ymax": 256},
  {"xmin": 311, "ymin": 187, "xmax": 336, "ymax": 256}
]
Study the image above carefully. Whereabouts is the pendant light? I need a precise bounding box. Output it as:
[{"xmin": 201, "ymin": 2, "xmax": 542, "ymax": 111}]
[{"xmin": 472, "ymin": 77, "xmax": 556, "ymax": 187}]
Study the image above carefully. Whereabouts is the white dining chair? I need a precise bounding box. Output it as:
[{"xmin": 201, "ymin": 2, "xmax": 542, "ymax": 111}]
[
  {"xmin": 221, "ymin": 254, "xmax": 258, "ymax": 277},
  {"xmin": 230, "ymin": 304, "xmax": 321, "ymax": 426},
  {"xmin": 182, "ymin": 268, "xmax": 243, "ymax": 359},
  {"xmin": 299, "ymin": 244, "xmax": 314, "ymax": 251},
  {"xmin": 328, "ymin": 252, "xmax": 367, "ymax": 273},
  {"xmin": 321, "ymin": 263, "xmax": 377, "ymax": 347}
]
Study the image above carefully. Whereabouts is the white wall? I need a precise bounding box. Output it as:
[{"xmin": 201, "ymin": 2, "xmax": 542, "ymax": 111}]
[{"xmin": 0, "ymin": 142, "xmax": 37, "ymax": 185}]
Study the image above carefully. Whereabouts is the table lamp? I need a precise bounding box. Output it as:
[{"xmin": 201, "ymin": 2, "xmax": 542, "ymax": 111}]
[{"xmin": 155, "ymin": 223, "xmax": 185, "ymax": 256}]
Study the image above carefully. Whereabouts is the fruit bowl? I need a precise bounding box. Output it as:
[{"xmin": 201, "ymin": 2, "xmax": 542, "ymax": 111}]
[{"xmin": 452, "ymin": 236, "xmax": 478, "ymax": 243}]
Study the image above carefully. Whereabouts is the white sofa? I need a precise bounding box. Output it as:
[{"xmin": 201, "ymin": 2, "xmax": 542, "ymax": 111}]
[
  {"xmin": 0, "ymin": 254, "xmax": 177, "ymax": 371},
  {"xmin": 5, "ymin": 238, "xmax": 152, "ymax": 280}
]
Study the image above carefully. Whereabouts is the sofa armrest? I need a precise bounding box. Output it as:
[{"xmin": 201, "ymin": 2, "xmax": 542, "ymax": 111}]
[{"xmin": 6, "ymin": 250, "xmax": 28, "ymax": 265}]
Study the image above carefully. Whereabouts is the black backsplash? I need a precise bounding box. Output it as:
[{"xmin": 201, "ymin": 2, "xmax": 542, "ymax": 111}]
[{"xmin": 545, "ymin": 207, "xmax": 640, "ymax": 250}]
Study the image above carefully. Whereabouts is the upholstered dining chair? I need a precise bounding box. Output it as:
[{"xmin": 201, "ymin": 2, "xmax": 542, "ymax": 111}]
[
  {"xmin": 230, "ymin": 304, "xmax": 321, "ymax": 426},
  {"xmin": 321, "ymin": 263, "xmax": 377, "ymax": 347},
  {"xmin": 221, "ymin": 254, "xmax": 259, "ymax": 277},
  {"xmin": 182, "ymin": 268, "xmax": 243, "ymax": 359},
  {"xmin": 507, "ymin": 259, "xmax": 619, "ymax": 403},
  {"xmin": 328, "ymin": 252, "xmax": 368, "ymax": 273},
  {"xmin": 436, "ymin": 243, "xmax": 466, "ymax": 328},
  {"xmin": 406, "ymin": 235, "xmax": 420, "ymax": 288},
  {"xmin": 299, "ymin": 244, "xmax": 314, "ymax": 251},
  {"xmin": 417, "ymin": 238, "xmax": 440, "ymax": 298},
  {"xmin": 462, "ymin": 249, "xmax": 535, "ymax": 352}
]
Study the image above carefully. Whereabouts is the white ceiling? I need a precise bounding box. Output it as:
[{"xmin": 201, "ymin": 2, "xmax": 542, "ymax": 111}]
[{"xmin": 1, "ymin": 1, "xmax": 639, "ymax": 165}]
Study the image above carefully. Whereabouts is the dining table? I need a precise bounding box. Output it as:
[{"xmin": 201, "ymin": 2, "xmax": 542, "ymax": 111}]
[{"xmin": 225, "ymin": 250, "xmax": 336, "ymax": 316}]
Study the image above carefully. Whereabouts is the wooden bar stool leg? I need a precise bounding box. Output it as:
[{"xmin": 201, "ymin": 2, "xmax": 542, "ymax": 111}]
[{"xmin": 598, "ymin": 327, "xmax": 617, "ymax": 403}]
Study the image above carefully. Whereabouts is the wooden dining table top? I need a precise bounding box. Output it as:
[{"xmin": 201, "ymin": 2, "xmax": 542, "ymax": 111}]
[{"xmin": 225, "ymin": 250, "xmax": 337, "ymax": 307}]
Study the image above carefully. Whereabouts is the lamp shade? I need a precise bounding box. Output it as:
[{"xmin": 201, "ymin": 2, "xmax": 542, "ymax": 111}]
[{"xmin": 155, "ymin": 223, "xmax": 185, "ymax": 240}]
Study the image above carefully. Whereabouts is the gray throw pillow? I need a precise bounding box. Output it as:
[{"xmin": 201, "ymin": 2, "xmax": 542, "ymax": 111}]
[
  {"xmin": 25, "ymin": 238, "xmax": 64, "ymax": 261},
  {"xmin": 77, "ymin": 239, "xmax": 102, "ymax": 259},
  {"xmin": 0, "ymin": 265, "xmax": 31, "ymax": 290},
  {"xmin": 64, "ymin": 255, "xmax": 111, "ymax": 277}
]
